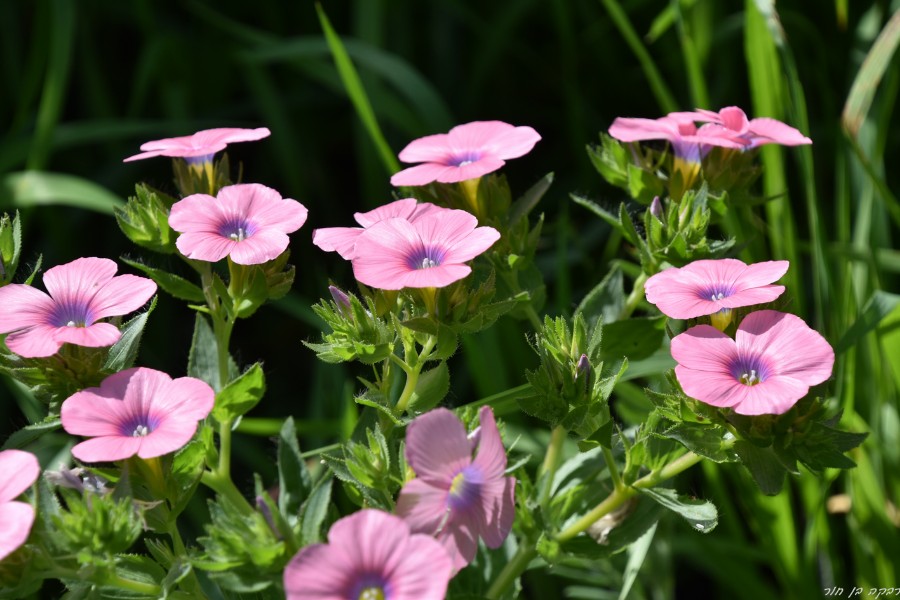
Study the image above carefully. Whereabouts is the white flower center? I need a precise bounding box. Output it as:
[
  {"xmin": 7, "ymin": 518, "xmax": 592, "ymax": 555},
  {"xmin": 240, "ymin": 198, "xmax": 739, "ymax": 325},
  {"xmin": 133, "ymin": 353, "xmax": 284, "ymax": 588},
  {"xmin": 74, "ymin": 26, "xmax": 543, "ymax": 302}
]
[
  {"xmin": 66, "ymin": 320, "xmax": 77, "ymax": 327},
  {"xmin": 740, "ymin": 369, "xmax": 759, "ymax": 386},
  {"xmin": 132, "ymin": 425, "xmax": 150, "ymax": 437},
  {"xmin": 457, "ymin": 160, "xmax": 473, "ymax": 167},
  {"xmin": 229, "ymin": 227, "xmax": 248, "ymax": 242},
  {"xmin": 710, "ymin": 292, "xmax": 726, "ymax": 301},
  {"xmin": 421, "ymin": 257, "xmax": 437, "ymax": 269}
]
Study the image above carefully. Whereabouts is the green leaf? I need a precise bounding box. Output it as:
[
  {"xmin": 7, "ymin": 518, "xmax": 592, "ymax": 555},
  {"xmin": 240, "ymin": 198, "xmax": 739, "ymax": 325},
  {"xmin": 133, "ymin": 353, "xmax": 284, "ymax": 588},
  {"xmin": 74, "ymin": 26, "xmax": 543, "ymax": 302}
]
[
  {"xmin": 213, "ymin": 362, "xmax": 266, "ymax": 423},
  {"xmin": 575, "ymin": 265, "xmax": 624, "ymax": 329},
  {"xmin": 618, "ymin": 521, "xmax": 658, "ymax": 600},
  {"xmin": 278, "ymin": 417, "xmax": 313, "ymax": 521},
  {"xmin": 0, "ymin": 170, "xmax": 124, "ymax": 215},
  {"xmin": 300, "ymin": 477, "xmax": 333, "ymax": 546},
  {"xmin": 659, "ymin": 422, "xmax": 738, "ymax": 463},
  {"xmin": 834, "ymin": 290, "xmax": 900, "ymax": 354},
  {"xmin": 1, "ymin": 417, "xmax": 61, "ymax": 450},
  {"xmin": 509, "ymin": 172, "xmax": 553, "ymax": 228},
  {"xmin": 557, "ymin": 496, "xmax": 663, "ymax": 559},
  {"xmin": 600, "ymin": 316, "xmax": 666, "ymax": 361},
  {"xmin": 103, "ymin": 296, "xmax": 157, "ymax": 372},
  {"xmin": 733, "ymin": 440, "xmax": 786, "ymax": 495},
  {"xmin": 407, "ymin": 361, "xmax": 449, "ymax": 415},
  {"xmin": 187, "ymin": 314, "xmax": 236, "ymax": 392},
  {"xmin": 355, "ymin": 395, "xmax": 405, "ymax": 426},
  {"xmin": 638, "ymin": 486, "xmax": 718, "ymax": 533},
  {"xmin": 570, "ymin": 193, "xmax": 622, "ymax": 233},
  {"xmin": 122, "ymin": 258, "xmax": 205, "ymax": 303}
]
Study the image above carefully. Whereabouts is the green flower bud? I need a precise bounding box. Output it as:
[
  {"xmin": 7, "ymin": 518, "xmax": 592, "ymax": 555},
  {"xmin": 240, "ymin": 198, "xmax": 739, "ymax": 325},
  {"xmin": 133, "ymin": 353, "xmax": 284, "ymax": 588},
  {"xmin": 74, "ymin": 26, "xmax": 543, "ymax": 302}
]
[{"xmin": 114, "ymin": 184, "xmax": 177, "ymax": 254}]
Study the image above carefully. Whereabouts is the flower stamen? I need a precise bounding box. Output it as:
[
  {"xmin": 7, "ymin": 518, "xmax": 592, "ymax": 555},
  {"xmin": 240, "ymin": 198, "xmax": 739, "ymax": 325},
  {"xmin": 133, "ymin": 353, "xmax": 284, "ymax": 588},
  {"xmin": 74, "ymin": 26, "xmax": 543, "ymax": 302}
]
[
  {"xmin": 740, "ymin": 369, "xmax": 759, "ymax": 386},
  {"xmin": 132, "ymin": 425, "xmax": 150, "ymax": 437}
]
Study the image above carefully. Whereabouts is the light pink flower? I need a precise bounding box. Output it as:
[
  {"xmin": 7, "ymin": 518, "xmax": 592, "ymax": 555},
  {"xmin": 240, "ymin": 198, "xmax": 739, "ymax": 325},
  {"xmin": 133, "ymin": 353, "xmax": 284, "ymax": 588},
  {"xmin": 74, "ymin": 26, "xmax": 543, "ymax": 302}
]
[
  {"xmin": 349, "ymin": 210, "xmax": 499, "ymax": 290},
  {"xmin": 645, "ymin": 259, "xmax": 789, "ymax": 319},
  {"xmin": 312, "ymin": 198, "xmax": 443, "ymax": 260},
  {"xmin": 671, "ymin": 310, "xmax": 834, "ymax": 415},
  {"xmin": 390, "ymin": 120, "xmax": 541, "ymax": 186},
  {"xmin": 61, "ymin": 367, "xmax": 214, "ymax": 462},
  {"xmin": 283, "ymin": 509, "xmax": 452, "ymax": 600},
  {"xmin": 0, "ymin": 450, "xmax": 40, "ymax": 562},
  {"xmin": 0, "ymin": 257, "xmax": 157, "ymax": 358},
  {"xmin": 685, "ymin": 107, "xmax": 812, "ymax": 148},
  {"xmin": 123, "ymin": 127, "xmax": 271, "ymax": 163},
  {"xmin": 609, "ymin": 113, "xmax": 746, "ymax": 163},
  {"xmin": 168, "ymin": 183, "xmax": 308, "ymax": 265},
  {"xmin": 396, "ymin": 406, "xmax": 516, "ymax": 572}
]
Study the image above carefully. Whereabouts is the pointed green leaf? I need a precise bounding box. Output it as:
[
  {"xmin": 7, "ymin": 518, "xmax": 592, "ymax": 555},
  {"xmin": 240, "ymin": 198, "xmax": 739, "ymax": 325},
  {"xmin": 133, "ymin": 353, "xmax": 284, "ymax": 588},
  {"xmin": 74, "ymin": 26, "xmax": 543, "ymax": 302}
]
[{"xmin": 639, "ymin": 486, "xmax": 718, "ymax": 533}]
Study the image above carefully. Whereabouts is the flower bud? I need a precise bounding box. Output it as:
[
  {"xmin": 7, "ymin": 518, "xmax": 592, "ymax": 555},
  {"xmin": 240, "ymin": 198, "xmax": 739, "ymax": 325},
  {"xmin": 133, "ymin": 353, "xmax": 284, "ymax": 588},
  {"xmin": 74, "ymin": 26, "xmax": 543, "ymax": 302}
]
[{"xmin": 114, "ymin": 185, "xmax": 177, "ymax": 254}]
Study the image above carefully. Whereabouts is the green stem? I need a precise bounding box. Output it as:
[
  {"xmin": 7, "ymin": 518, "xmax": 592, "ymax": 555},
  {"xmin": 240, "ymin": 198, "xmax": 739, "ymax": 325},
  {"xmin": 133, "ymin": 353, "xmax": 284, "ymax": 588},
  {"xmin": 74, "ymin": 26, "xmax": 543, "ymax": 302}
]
[
  {"xmin": 620, "ymin": 271, "xmax": 648, "ymax": 319},
  {"xmin": 201, "ymin": 470, "xmax": 254, "ymax": 515},
  {"xmin": 394, "ymin": 336, "xmax": 436, "ymax": 415},
  {"xmin": 104, "ymin": 572, "xmax": 162, "ymax": 595},
  {"xmin": 632, "ymin": 450, "xmax": 705, "ymax": 489},
  {"xmin": 556, "ymin": 485, "xmax": 636, "ymax": 542},
  {"xmin": 166, "ymin": 522, "xmax": 205, "ymax": 596},
  {"xmin": 485, "ymin": 545, "xmax": 538, "ymax": 600},
  {"xmin": 602, "ymin": 446, "xmax": 624, "ymax": 492},
  {"xmin": 538, "ymin": 426, "xmax": 566, "ymax": 506}
]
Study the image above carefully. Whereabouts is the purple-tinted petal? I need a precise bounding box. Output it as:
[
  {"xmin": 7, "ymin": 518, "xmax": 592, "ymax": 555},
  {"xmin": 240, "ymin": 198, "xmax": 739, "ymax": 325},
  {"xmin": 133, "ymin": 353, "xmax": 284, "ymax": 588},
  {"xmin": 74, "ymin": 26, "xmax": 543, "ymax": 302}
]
[
  {"xmin": 71, "ymin": 436, "xmax": 143, "ymax": 463},
  {"xmin": 52, "ymin": 322, "xmax": 121, "ymax": 348},
  {"xmin": 312, "ymin": 227, "xmax": 364, "ymax": 259},
  {"xmin": 42, "ymin": 257, "xmax": 117, "ymax": 305},
  {"xmin": 0, "ymin": 284, "xmax": 54, "ymax": 332},
  {"xmin": 88, "ymin": 275, "xmax": 157, "ymax": 320},
  {"xmin": 391, "ymin": 163, "xmax": 460, "ymax": 186},
  {"xmin": 436, "ymin": 156, "xmax": 506, "ymax": 183},
  {"xmin": 471, "ymin": 406, "xmax": 507, "ymax": 480},
  {"xmin": 439, "ymin": 510, "xmax": 480, "ymax": 572},
  {"xmin": 731, "ymin": 376, "xmax": 810, "ymax": 415},
  {"xmin": 124, "ymin": 127, "xmax": 270, "ymax": 162},
  {"xmin": 674, "ymin": 365, "xmax": 747, "ymax": 409},
  {"xmin": 396, "ymin": 478, "xmax": 450, "ymax": 537},
  {"xmin": 136, "ymin": 422, "xmax": 201, "ymax": 459},
  {"xmin": 608, "ymin": 117, "xmax": 681, "ymax": 143},
  {"xmin": 390, "ymin": 264, "xmax": 473, "ymax": 289},
  {"xmin": 219, "ymin": 184, "xmax": 308, "ymax": 232},
  {"xmin": 400, "ymin": 210, "xmax": 476, "ymax": 249},
  {"xmin": 0, "ymin": 450, "xmax": 40, "ymax": 503},
  {"xmin": 168, "ymin": 193, "xmax": 222, "ymax": 231},
  {"xmin": 718, "ymin": 285, "xmax": 785, "ymax": 309},
  {"xmin": 327, "ymin": 509, "xmax": 408, "ymax": 580},
  {"xmin": 175, "ymin": 232, "xmax": 236, "ymax": 263},
  {"xmin": 645, "ymin": 268, "xmax": 715, "ymax": 319},
  {"xmin": 228, "ymin": 229, "xmax": 291, "ymax": 265},
  {"xmin": 405, "ymin": 408, "xmax": 472, "ymax": 485},
  {"xmin": 397, "ymin": 133, "xmax": 455, "ymax": 164},
  {"xmin": 284, "ymin": 542, "xmax": 351, "ymax": 600},
  {"xmin": 477, "ymin": 476, "xmax": 516, "ymax": 548},
  {"xmin": 354, "ymin": 198, "xmax": 436, "ymax": 227},
  {"xmin": 736, "ymin": 311, "xmax": 834, "ymax": 385},
  {"xmin": 388, "ymin": 531, "xmax": 453, "ymax": 600},
  {"xmin": 0, "ymin": 501, "xmax": 35, "ymax": 562}
]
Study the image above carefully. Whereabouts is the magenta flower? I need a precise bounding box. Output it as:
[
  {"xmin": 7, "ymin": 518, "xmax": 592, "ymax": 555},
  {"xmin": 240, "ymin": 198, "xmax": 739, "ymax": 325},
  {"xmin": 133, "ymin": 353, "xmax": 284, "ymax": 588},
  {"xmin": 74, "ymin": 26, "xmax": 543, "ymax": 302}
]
[
  {"xmin": 644, "ymin": 259, "xmax": 789, "ymax": 319},
  {"xmin": 283, "ymin": 508, "xmax": 452, "ymax": 600},
  {"xmin": 60, "ymin": 367, "xmax": 214, "ymax": 462},
  {"xmin": 686, "ymin": 107, "xmax": 812, "ymax": 148},
  {"xmin": 671, "ymin": 310, "xmax": 834, "ymax": 415},
  {"xmin": 349, "ymin": 209, "xmax": 500, "ymax": 290},
  {"xmin": 168, "ymin": 183, "xmax": 308, "ymax": 265},
  {"xmin": 123, "ymin": 127, "xmax": 271, "ymax": 163},
  {"xmin": 396, "ymin": 406, "xmax": 516, "ymax": 572},
  {"xmin": 312, "ymin": 198, "xmax": 443, "ymax": 260},
  {"xmin": 0, "ymin": 450, "xmax": 40, "ymax": 562},
  {"xmin": 0, "ymin": 257, "xmax": 157, "ymax": 358},
  {"xmin": 390, "ymin": 120, "xmax": 541, "ymax": 186},
  {"xmin": 609, "ymin": 113, "xmax": 745, "ymax": 163}
]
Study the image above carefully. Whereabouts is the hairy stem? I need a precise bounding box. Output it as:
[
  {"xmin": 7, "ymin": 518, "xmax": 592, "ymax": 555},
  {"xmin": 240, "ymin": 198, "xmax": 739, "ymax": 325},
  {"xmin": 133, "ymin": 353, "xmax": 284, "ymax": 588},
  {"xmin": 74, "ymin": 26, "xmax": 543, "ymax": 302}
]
[{"xmin": 538, "ymin": 425, "xmax": 567, "ymax": 506}]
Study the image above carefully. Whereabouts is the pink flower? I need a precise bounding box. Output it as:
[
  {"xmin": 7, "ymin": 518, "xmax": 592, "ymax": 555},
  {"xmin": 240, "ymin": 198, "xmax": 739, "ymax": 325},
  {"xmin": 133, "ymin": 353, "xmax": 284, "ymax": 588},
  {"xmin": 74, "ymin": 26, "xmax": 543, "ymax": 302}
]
[
  {"xmin": 312, "ymin": 198, "xmax": 443, "ymax": 260},
  {"xmin": 283, "ymin": 509, "xmax": 452, "ymax": 600},
  {"xmin": 123, "ymin": 127, "xmax": 271, "ymax": 163},
  {"xmin": 609, "ymin": 113, "xmax": 746, "ymax": 163},
  {"xmin": 0, "ymin": 450, "xmax": 40, "ymax": 562},
  {"xmin": 390, "ymin": 120, "xmax": 541, "ymax": 186},
  {"xmin": 645, "ymin": 259, "xmax": 789, "ymax": 319},
  {"xmin": 671, "ymin": 310, "xmax": 834, "ymax": 415},
  {"xmin": 60, "ymin": 367, "xmax": 214, "ymax": 462},
  {"xmin": 396, "ymin": 406, "xmax": 516, "ymax": 572},
  {"xmin": 349, "ymin": 209, "xmax": 500, "ymax": 290},
  {"xmin": 0, "ymin": 257, "xmax": 157, "ymax": 358},
  {"xmin": 168, "ymin": 183, "xmax": 308, "ymax": 265},
  {"xmin": 685, "ymin": 107, "xmax": 812, "ymax": 148}
]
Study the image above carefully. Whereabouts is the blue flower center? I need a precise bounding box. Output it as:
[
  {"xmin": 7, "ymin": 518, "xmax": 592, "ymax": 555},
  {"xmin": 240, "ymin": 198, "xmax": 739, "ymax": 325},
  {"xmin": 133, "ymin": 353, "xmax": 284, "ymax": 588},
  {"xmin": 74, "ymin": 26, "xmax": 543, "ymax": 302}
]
[
  {"xmin": 406, "ymin": 246, "xmax": 445, "ymax": 270},
  {"xmin": 448, "ymin": 465, "xmax": 482, "ymax": 511},
  {"xmin": 119, "ymin": 414, "xmax": 161, "ymax": 438},
  {"xmin": 219, "ymin": 218, "xmax": 256, "ymax": 242},
  {"xmin": 450, "ymin": 151, "xmax": 482, "ymax": 167},
  {"xmin": 351, "ymin": 574, "xmax": 389, "ymax": 600},
  {"xmin": 698, "ymin": 284, "xmax": 734, "ymax": 302},
  {"xmin": 184, "ymin": 154, "xmax": 215, "ymax": 165},
  {"xmin": 50, "ymin": 299, "xmax": 93, "ymax": 328},
  {"xmin": 730, "ymin": 354, "xmax": 770, "ymax": 386}
]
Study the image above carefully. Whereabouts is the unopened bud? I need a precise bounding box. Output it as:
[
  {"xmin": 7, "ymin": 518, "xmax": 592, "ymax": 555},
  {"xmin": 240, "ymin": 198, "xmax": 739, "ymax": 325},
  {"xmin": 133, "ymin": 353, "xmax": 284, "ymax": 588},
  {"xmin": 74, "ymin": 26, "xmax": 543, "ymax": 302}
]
[
  {"xmin": 575, "ymin": 353, "xmax": 591, "ymax": 381},
  {"xmin": 650, "ymin": 196, "xmax": 663, "ymax": 222},
  {"xmin": 329, "ymin": 285, "xmax": 352, "ymax": 317}
]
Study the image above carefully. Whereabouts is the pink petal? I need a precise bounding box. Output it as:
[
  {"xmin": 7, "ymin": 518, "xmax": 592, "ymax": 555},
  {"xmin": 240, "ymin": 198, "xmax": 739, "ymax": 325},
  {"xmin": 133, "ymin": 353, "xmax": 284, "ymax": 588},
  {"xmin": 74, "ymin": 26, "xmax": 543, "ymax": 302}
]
[
  {"xmin": 608, "ymin": 117, "xmax": 681, "ymax": 142},
  {"xmin": 714, "ymin": 107, "xmax": 750, "ymax": 132},
  {"xmin": 175, "ymin": 231, "xmax": 236, "ymax": 263},
  {"xmin": 731, "ymin": 376, "xmax": 810, "ymax": 415},
  {"xmin": 136, "ymin": 422, "xmax": 201, "ymax": 459},
  {"xmin": 747, "ymin": 118, "xmax": 811, "ymax": 145},
  {"xmin": 674, "ymin": 364, "xmax": 747, "ymax": 409},
  {"xmin": 397, "ymin": 133, "xmax": 455, "ymax": 164},
  {"xmin": 734, "ymin": 260, "xmax": 789, "ymax": 289},
  {"xmin": 404, "ymin": 408, "xmax": 473, "ymax": 485},
  {"xmin": 70, "ymin": 436, "xmax": 144, "ymax": 463},
  {"xmin": 88, "ymin": 275, "xmax": 157, "ymax": 320},
  {"xmin": 735, "ymin": 311, "xmax": 834, "ymax": 385},
  {"xmin": 388, "ymin": 531, "xmax": 453, "ymax": 600},
  {"xmin": 412, "ymin": 211, "xmax": 477, "ymax": 250},
  {"xmin": 312, "ymin": 227, "xmax": 364, "ymax": 259},
  {"xmin": 439, "ymin": 510, "xmax": 480, "ymax": 572},
  {"xmin": 152, "ymin": 375, "xmax": 215, "ymax": 422},
  {"xmin": 477, "ymin": 476, "xmax": 516, "ymax": 548},
  {"xmin": 390, "ymin": 264, "xmax": 473, "ymax": 289},
  {"xmin": 471, "ymin": 406, "xmax": 507, "ymax": 480},
  {"xmin": 486, "ymin": 125, "xmax": 542, "ymax": 160},
  {"xmin": 718, "ymin": 285, "xmax": 785, "ymax": 309},
  {"xmin": 41, "ymin": 257, "xmax": 117, "ymax": 304},
  {"xmin": 52, "ymin": 322, "xmax": 121, "ymax": 347},
  {"xmin": 396, "ymin": 478, "xmax": 450, "ymax": 537},
  {"xmin": 436, "ymin": 156, "xmax": 505, "ymax": 183},
  {"xmin": 446, "ymin": 121, "xmax": 519, "ymax": 152},
  {"xmin": 218, "ymin": 184, "xmax": 308, "ymax": 233},
  {"xmin": 168, "ymin": 193, "xmax": 224, "ymax": 232},
  {"xmin": 0, "ymin": 501, "xmax": 35, "ymax": 562},
  {"xmin": 0, "ymin": 450, "xmax": 40, "ymax": 503},
  {"xmin": 645, "ymin": 268, "xmax": 716, "ymax": 319},
  {"xmin": 0, "ymin": 285, "xmax": 55, "ymax": 332},
  {"xmin": 228, "ymin": 229, "xmax": 291, "ymax": 265},
  {"xmin": 284, "ymin": 542, "xmax": 351, "ymax": 600},
  {"xmin": 391, "ymin": 163, "xmax": 460, "ymax": 186},
  {"xmin": 124, "ymin": 127, "xmax": 270, "ymax": 162},
  {"xmin": 670, "ymin": 325, "xmax": 738, "ymax": 373},
  {"xmin": 5, "ymin": 325, "xmax": 64, "ymax": 358},
  {"xmin": 327, "ymin": 509, "xmax": 408, "ymax": 580},
  {"xmin": 354, "ymin": 198, "xmax": 436, "ymax": 227}
]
